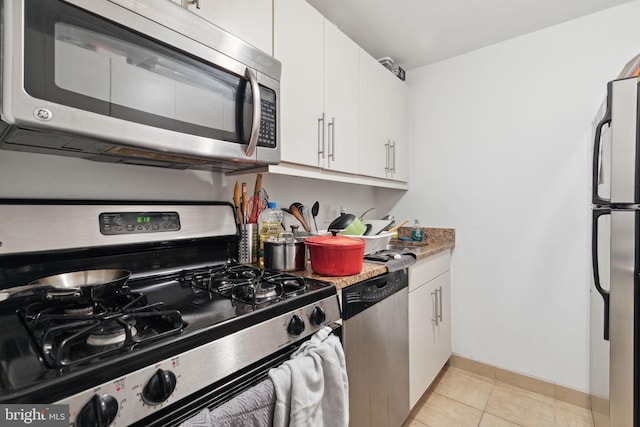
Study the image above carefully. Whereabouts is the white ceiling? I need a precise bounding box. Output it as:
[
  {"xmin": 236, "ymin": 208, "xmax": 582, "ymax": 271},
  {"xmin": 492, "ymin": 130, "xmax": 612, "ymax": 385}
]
[{"xmin": 305, "ymin": 0, "xmax": 635, "ymax": 70}]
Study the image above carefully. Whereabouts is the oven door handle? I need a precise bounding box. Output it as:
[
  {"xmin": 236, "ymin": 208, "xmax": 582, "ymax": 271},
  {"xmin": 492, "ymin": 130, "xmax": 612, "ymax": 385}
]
[{"xmin": 244, "ymin": 67, "xmax": 261, "ymax": 157}]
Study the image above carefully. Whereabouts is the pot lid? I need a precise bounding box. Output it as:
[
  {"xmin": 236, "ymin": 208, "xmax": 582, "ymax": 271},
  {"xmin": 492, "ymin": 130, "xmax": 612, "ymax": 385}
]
[
  {"xmin": 304, "ymin": 234, "xmax": 365, "ymax": 248},
  {"xmin": 327, "ymin": 213, "xmax": 356, "ymax": 230},
  {"xmin": 265, "ymin": 235, "xmax": 304, "ymax": 245}
]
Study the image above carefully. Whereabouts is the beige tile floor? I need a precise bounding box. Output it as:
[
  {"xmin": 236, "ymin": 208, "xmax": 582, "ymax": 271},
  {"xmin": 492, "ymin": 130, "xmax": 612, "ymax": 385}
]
[{"xmin": 403, "ymin": 366, "xmax": 595, "ymax": 427}]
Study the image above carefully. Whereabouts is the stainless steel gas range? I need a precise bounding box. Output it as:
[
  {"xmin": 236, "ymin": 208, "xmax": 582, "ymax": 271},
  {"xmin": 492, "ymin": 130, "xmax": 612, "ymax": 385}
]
[{"xmin": 0, "ymin": 200, "xmax": 341, "ymax": 426}]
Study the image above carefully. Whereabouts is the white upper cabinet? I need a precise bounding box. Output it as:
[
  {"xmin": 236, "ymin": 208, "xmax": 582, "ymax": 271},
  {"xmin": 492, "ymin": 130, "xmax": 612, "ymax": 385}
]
[
  {"xmin": 273, "ymin": 0, "xmax": 359, "ymax": 174},
  {"xmin": 359, "ymin": 51, "xmax": 410, "ymax": 182},
  {"xmin": 388, "ymin": 77, "xmax": 410, "ymax": 182},
  {"xmin": 358, "ymin": 51, "xmax": 390, "ymax": 179},
  {"xmin": 273, "ymin": 0, "xmax": 324, "ymax": 168},
  {"xmin": 171, "ymin": 0, "xmax": 273, "ymax": 55},
  {"xmin": 323, "ymin": 22, "xmax": 359, "ymax": 173}
]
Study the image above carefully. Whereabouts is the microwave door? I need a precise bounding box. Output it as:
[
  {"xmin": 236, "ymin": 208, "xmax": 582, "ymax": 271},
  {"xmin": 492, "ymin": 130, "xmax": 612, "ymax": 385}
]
[{"xmin": 1, "ymin": 0, "xmax": 280, "ymax": 169}]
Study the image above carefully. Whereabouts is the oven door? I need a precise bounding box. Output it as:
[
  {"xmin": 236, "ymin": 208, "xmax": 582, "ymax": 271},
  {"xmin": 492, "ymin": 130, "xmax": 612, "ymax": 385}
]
[
  {"xmin": 2, "ymin": 0, "xmax": 280, "ymax": 167},
  {"xmin": 136, "ymin": 324, "xmax": 342, "ymax": 427}
]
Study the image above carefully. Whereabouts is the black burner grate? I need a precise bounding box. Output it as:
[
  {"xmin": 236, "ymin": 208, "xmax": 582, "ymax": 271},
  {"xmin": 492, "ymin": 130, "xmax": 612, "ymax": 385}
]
[
  {"xmin": 19, "ymin": 293, "xmax": 185, "ymax": 368},
  {"xmin": 179, "ymin": 264, "xmax": 308, "ymax": 307}
]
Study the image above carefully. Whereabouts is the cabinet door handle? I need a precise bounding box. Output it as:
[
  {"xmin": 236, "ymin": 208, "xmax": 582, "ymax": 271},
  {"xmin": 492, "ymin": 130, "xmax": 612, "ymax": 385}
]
[
  {"xmin": 385, "ymin": 140, "xmax": 390, "ymax": 172},
  {"xmin": 431, "ymin": 290, "xmax": 438, "ymax": 326},
  {"xmin": 436, "ymin": 286, "xmax": 443, "ymax": 322},
  {"xmin": 318, "ymin": 113, "xmax": 325, "ymax": 159},
  {"xmin": 328, "ymin": 117, "xmax": 335, "ymax": 162},
  {"xmin": 390, "ymin": 141, "xmax": 396, "ymax": 173},
  {"xmin": 181, "ymin": 0, "xmax": 200, "ymax": 9}
]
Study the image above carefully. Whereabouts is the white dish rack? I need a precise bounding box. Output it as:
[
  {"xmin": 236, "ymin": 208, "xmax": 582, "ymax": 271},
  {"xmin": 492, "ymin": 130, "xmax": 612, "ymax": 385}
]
[{"xmin": 349, "ymin": 231, "xmax": 397, "ymax": 255}]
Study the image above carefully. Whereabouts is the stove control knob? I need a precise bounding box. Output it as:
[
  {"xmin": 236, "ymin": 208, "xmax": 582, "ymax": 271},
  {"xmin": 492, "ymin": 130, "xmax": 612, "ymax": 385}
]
[
  {"xmin": 143, "ymin": 369, "xmax": 177, "ymax": 404},
  {"xmin": 77, "ymin": 394, "xmax": 118, "ymax": 427},
  {"xmin": 287, "ymin": 314, "xmax": 305, "ymax": 336},
  {"xmin": 309, "ymin": 306, "xmax": 326, "ymax": 325}
]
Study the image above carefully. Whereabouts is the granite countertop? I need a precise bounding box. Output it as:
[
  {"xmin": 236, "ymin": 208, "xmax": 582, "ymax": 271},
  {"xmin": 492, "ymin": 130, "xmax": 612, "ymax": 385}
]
[{"xmin": 295, "ymin": 227, "xmax": 455, "ymax": 290}]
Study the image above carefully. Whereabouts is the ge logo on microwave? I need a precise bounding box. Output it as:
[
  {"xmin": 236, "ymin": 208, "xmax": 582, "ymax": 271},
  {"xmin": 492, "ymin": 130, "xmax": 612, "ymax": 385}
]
[{"xmin": 33, "ymin": 107, "xmax": 53, "ymax": 121}]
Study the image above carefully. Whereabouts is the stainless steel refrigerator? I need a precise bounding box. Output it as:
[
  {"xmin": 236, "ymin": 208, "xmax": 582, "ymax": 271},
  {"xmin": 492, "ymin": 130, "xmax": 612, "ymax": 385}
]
[{"xmin": 591, "ymin": 76, "xmax": 639, "ymax": 427}]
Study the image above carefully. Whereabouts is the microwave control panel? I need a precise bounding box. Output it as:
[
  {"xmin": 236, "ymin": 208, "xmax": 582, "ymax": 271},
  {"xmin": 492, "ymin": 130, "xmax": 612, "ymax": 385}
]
[
  {"xmin": 99, "ymin": 212, "xmax": 181, "ymax": 235},
  {"xmin": 258, "ymin": 88, "xmax": 277, "ymax": 148}
]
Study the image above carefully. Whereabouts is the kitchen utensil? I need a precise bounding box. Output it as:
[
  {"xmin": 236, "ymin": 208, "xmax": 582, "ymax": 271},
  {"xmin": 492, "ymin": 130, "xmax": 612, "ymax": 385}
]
[
  {"xmin": 360, "ymin": 207, "xmax": 375, "ymax": 219},
  {"xmin": 0, "ymin": 269, "xmax": 131, "ymax": 302},
  {"xmin": 388, "ymin": 219, "xmax": 410, "ymax": 233},
  {"xmin": 311, "ymin": 201, "xmax": 319, "ymax": 232},
  {"xmin": 239, "ymin": 223, "xmax": 258, "ymax": 264},
  {"xmin": 253, "ymin": 173, "xmax": 262, "ymax": 198},
  {"xmin": 328, "ymin": 213, "xmax": 367, "ymax": 236},
  {"xmin": 263, "ymin": 233, "xmax": 307, "ymax": 271},
  {"xmin": 233, "ymin": 181, "xmax": 242, "ymax": 224},
  {"xmin": 247, "ymin": 195, "xmax": 261, "ymax": 224},
  {"xmin": 290, "ymin": 204, "xmax": 311, "ymax": 232},
  {"xmin": 363, "ymin": 219, "xmax": 394, "ymax": 236},
  {"xmin": 241, "ymin": 182, "xmax": 248, "ymax": 224},
  {"xmin": 305, "ymin": 232, "xmax": 365, "ymax": 276},
  {"xmin": 301, "ymin": 206, "xmax": 313, "ymax": 233}
]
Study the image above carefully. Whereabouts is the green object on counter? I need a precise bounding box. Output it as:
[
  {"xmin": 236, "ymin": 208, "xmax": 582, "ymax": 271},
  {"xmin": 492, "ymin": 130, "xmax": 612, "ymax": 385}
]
[{"xmin": 411, "ymin": 219, "xmax": 423, "ymax": 242}]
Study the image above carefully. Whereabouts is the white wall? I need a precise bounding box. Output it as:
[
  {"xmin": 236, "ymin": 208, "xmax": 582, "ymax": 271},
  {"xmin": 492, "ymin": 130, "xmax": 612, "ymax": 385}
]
[
  {"xmin": 224, "ymin": 172, "xmax": 382, "ymax": 230},
  {"xmin": 391, "ymin": 0, "xmax": 640, "ymax": 391},
  {"xmin": 0, "ymin": 150, "xmax": 383, "ymax": 231}
]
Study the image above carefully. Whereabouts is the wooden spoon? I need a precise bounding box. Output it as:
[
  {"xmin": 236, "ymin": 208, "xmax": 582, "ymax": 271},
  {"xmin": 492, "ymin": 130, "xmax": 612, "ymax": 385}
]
[
  {"xmin": 233, "ymin": 181, "xmax": 242, "ymax": 224},
  {"xmin": 290, "ymin": 205, "xmax": 311, "ymax": 232},
  {"xmin": 387, "ymin": 219, "xmax": 409, "ymax": 233}
]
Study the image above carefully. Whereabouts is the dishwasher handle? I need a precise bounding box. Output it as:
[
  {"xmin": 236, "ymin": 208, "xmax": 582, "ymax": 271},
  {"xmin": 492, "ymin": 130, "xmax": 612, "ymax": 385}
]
[{"xmin": 341, "ymin": 269, "xmax": 408, "ymax": 320}]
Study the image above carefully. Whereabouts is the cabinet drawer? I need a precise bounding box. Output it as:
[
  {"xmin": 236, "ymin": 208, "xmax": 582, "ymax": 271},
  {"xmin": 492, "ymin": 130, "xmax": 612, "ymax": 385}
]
[{"xmin": 409, "ymin": 249, "xmax": 450, "ymax": 292}]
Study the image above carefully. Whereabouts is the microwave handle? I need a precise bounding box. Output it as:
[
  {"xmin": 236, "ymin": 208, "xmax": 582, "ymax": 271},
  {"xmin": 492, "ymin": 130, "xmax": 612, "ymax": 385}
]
[{"xmin": 244, "ymin": 67, "xmax": 262, "ymax": 157}]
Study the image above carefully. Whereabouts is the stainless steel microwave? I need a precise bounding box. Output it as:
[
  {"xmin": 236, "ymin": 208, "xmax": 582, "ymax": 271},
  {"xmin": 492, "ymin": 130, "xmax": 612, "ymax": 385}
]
[{"xmin": 0, "ymin": 0, "xmax": 281, "ymax": 171}]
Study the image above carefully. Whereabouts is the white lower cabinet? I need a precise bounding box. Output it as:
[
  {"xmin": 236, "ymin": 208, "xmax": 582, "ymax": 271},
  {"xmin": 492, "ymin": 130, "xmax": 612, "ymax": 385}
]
[{"xmin": 408, "ymin": 250, "xmax": 452, "ymax": 408}]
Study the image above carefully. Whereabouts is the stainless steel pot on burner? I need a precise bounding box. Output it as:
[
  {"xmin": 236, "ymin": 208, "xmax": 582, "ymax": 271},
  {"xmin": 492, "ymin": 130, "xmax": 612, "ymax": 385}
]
[{"xmin": 263, "ymin": 233, "xmax": 306, "ymax": 271}]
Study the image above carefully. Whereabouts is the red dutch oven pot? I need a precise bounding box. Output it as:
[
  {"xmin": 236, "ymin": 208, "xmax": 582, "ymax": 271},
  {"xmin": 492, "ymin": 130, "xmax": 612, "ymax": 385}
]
[{"xmin": 304, "ymin": 232, "xmax": 365, "ymax": 276}]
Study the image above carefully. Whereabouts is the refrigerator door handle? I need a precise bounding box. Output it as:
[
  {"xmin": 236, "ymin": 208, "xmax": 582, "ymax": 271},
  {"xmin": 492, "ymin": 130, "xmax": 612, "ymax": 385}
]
[
  {"xmin": 592, "ymin": 208, "xmax": 611, "ymax": 341},
  {"xmin": 592, "ymin": 82, "xmax": 612, "ymax": 206}
]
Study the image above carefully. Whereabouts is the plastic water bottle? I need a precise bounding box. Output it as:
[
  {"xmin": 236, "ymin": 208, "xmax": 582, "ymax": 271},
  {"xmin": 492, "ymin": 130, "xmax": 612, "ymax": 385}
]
[
  {"xmin": 258, "ymin": 202, "xmax": 284, "ymax": 267},
  {"xmin": 411, "ymin": 219, "xmax": 423, "ymax": 242}
]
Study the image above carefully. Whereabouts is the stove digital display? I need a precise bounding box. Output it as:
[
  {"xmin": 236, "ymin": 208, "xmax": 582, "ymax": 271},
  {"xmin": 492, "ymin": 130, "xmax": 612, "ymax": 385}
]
[{"xmin": 99, "ymin": 212, "xmax": 181, "ymax": 235}]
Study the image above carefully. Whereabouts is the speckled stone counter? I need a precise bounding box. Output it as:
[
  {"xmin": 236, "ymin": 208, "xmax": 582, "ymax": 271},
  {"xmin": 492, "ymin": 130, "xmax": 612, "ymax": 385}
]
[{"xmin": 295, "ymin": 227, "xmax": 455, "ymax": 290}]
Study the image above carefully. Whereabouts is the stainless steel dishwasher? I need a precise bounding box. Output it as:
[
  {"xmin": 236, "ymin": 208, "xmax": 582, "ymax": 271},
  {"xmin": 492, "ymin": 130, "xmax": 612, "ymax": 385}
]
[{"xmin": 342, "ymin": 269, "xmax": 409, "ymax": 427}]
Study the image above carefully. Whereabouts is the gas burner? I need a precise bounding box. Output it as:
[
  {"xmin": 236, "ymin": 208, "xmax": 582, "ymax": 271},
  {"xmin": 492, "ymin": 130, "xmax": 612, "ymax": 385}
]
[
  {"xmin": 253, "ymin": 282, "xmax": 279, "ymax": 302},
  {"xmin": 179, "ymin": 264, "xmax": 311, "ymax": 307},
  {"xmin": 230, "ymin": 281, "xmax": 282, "ymax": 306},
  {"xmin": 19, "ymin": 293, "xmax": 185, "ymax": 367},
  {"xmin": 86, "ymin": 319, "xmax": 138, "ymax": 347},
  {"xmin": 180, "ymin": 264, "xmax": 264, "ymax": 294}
]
